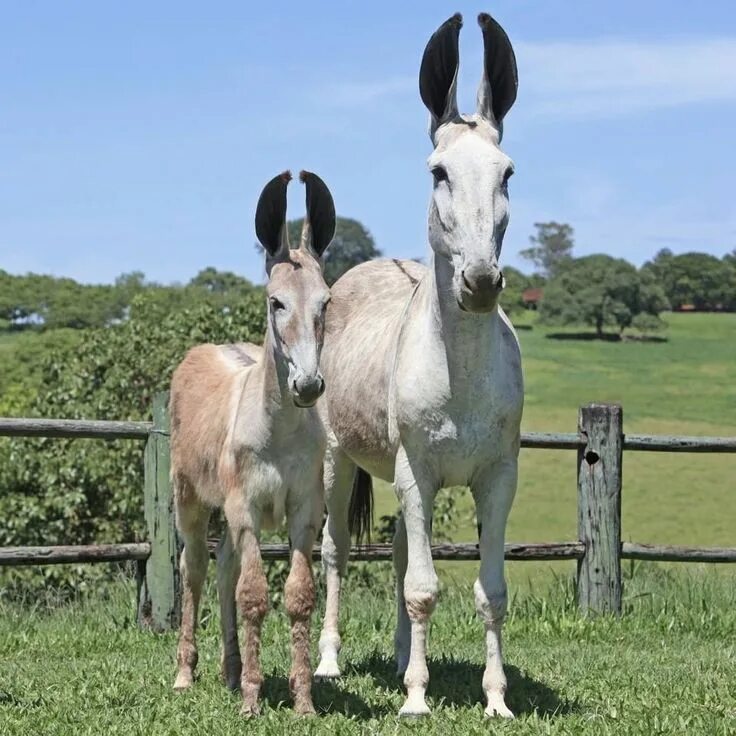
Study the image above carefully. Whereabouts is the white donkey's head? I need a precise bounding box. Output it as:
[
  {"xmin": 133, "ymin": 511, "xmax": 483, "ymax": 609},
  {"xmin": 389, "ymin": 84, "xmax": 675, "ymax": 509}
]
[
  {"xmin": 421, "ymin": 13, "xmax": 518, "ymax": 313},
  {"xmin": 255, "ymin": 170, "xmax": 335, "ymax": 407}
]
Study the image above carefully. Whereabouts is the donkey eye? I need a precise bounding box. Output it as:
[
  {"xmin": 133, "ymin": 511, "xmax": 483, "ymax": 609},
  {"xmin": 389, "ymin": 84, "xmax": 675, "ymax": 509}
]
[
  {"xmin": 270, "ymin": 297, "xmax": 285, "ymax": 312},
  {"xmin": 431, "ymin": 166, "xmax": 449, "ymax": 185}
]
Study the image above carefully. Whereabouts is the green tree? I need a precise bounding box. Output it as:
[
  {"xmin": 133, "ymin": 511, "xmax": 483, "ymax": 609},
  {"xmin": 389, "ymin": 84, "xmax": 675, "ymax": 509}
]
[
  {"xmin": 520, "ymin": 222, "xmax": 574, "ymax": 278},
  {"xmin": 188, "ymin": 267, "xmax": 252, "ymax": 294},
  {"xmin": 499, "ymin": 266, "xmax": 532, "ymax": 315},
  {"xmin": 285, "ymin": 217, "xmax": 381, "ymax": 285},
  {"xmin": 643, "ymin": 250, "xmax": 736, "ymax": 311},
  {"xmin": 539, "ymin": 255, "xmax": 669, "ymax": 337}
]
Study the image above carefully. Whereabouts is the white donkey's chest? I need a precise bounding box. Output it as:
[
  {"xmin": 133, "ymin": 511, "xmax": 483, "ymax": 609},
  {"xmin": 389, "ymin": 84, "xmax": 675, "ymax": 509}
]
[{"xmin": 392, "ymin": 316, "xmax": 523, "ymax": 487}]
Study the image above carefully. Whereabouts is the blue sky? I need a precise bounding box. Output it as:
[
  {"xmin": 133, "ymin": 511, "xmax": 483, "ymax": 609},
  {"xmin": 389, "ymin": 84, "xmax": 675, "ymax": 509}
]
[{"xmin": 2, "ymin": 1, "xmax": 735, "ymax": 285}]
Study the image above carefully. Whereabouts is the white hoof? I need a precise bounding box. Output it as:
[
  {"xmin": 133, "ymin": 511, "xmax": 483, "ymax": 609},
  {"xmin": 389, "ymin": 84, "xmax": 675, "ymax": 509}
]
[
  {"xmin": 399, "ymin": 690, "xmax": 431, "ymax": 718},
  {"xmin": 314, "ymin": 659, "xmax": 341, "ymax": 679},
  {"xmin": 485, "ymin": 693, "xmax": 514, "ymax": 719}
]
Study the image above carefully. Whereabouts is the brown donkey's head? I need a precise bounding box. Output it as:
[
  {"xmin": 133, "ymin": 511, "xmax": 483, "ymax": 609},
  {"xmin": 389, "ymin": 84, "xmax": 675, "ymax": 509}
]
[{"xmin": 255, "ymin": 170, "xmax": 335, "ymax": 407}]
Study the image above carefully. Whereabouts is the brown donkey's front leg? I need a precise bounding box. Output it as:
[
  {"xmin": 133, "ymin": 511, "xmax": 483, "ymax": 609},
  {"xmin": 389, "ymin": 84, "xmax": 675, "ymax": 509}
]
[
  {"xmin": 173, "ymin": 496, "xmax": 210, "ymax": 691},
  {"xmin": 285, "ymin": 511, "xmax": 318, "ymax": 715},
  {"xmin": 235, "ymin": 529, "xmax": 269, "ymax": 717}
]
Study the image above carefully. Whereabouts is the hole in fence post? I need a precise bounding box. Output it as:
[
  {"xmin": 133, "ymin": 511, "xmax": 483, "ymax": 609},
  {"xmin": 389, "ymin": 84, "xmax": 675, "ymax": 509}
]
[{"xmin": 585, "ymin": 450, "xmax": 600, "ymax": 465}]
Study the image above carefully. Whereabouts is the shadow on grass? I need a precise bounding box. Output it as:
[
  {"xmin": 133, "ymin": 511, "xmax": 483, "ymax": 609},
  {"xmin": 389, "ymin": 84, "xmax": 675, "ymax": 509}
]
[
  {"xmin": 351, "ymin": 653, "xmax": 578, "ymax": 717},
  {"xmin": 546, "ymin": 331, "xmax": 622, "ymax": 341},
  {"xmin": 260, "ymin": 673, "xmax": 385, "ymax": 718},
  {"xmin": 545, "ymin": 331, "xmax": 667, "ymax": 343}
]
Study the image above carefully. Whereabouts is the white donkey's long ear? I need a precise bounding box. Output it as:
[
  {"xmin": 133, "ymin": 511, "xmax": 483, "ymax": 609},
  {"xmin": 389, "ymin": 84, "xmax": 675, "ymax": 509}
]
[
  {"xmin": 419, "ymin": 13, "xmax": 462, "ymax": 143},
  {"xmin": 299, "ymin": 170, "xmax": 336, "ymax": 259},
  {"xmin": 476, "ymin": 13, "xmax": 518, "ymax": 140},
  {"xmin": 255, "ymin": 171, "xmax": 291, "ymax": 272}
]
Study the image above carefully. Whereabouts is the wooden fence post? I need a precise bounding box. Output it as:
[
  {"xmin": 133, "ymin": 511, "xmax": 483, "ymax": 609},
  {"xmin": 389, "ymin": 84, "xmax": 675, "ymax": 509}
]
[
  {"xmin": 576, "ymin": 403, "xmax": 623, "ymax": 615},
  {"xmin": 138, "ymin": 391, "xmax": 180, "ymax": 631}
]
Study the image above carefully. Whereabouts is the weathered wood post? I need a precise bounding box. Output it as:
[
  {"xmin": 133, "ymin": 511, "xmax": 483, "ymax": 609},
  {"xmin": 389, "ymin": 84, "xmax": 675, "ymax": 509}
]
[
  {"xmin": 138, "ymin": 391, "xmax": 180, "ymax": 630},
  {"xmin": 576, "ymin": 403, "xmax": 623, "ymax": 615}
]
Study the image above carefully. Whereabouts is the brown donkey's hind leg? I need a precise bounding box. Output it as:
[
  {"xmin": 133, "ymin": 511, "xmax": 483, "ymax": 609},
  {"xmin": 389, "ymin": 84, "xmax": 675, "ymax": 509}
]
[
  {"xmin": 216, "ymin": 528, "xmax": 242, "ymax": 691},
  {"xmin": 173, "ymin": 487, "xmax": 211, "ymax": 691}
]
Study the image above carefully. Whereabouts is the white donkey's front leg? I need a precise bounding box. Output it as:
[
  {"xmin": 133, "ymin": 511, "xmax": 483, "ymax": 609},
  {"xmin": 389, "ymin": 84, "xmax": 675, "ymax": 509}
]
[
  {"xmin": 395, "ymin": 446, "xmax": 438, "ymax": 718},
  {"xmin": 315, "ymin": 445, "xmax": 356, "ymax": 679},
  {"xmin": 471, "ymin": 459, "xmax": 518, "ymax": 719}
]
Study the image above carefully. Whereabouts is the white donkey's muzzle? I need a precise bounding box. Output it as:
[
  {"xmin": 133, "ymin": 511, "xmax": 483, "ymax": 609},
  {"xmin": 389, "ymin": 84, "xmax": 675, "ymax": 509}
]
[{"xmin": 458, "ymin": 264, "xmax": 504, "ymax": 313}]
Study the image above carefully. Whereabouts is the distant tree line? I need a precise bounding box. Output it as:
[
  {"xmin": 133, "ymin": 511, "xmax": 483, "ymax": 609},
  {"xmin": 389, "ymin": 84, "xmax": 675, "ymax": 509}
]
[
  {"xmin": 0, "ymin": 268, "xmax": 255, "ymax": 331},
  {"xmin": 507, "ymin": 222, "xmax": 736, "ymax": 337}
]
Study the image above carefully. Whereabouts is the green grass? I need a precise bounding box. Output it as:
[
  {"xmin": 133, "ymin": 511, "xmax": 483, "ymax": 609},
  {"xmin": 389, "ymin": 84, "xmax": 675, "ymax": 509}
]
[
  {"xmin": 371, "ymin": 312, "xmax": 736, "ymax": 587},
  {"xmin": 2, "ymin": 566, "xmax": 735, "ymax": 735}
]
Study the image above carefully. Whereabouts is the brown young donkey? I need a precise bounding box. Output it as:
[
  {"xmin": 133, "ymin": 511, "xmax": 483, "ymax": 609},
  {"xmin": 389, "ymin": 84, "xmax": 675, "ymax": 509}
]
[{"xmin": 169, "ymin": 170, "xmax": 335, "ymax": 716}]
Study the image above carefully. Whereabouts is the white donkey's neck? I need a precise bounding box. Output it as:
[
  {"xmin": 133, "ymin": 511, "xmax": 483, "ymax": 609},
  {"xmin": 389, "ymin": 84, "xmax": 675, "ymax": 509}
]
[{"xmin": 423, "ymin": 254, "xmax": 501, "ymax": 366}]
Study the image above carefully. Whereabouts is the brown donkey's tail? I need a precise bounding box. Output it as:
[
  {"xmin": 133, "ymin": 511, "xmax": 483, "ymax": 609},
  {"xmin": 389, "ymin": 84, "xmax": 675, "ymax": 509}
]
[{"xmin": 348, "ymin": 468, "xmax": 373, "ymax": 544}]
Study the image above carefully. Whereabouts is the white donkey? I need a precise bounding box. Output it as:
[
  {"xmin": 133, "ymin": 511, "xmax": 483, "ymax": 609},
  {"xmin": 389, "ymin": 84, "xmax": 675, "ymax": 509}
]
[
  {"xmin": 314, "ymin": 13, "xmax": 523, "ymax": 718},
  {"xmin": 169, "ymin": 170, "xmax": 335, "ymax": 716}
]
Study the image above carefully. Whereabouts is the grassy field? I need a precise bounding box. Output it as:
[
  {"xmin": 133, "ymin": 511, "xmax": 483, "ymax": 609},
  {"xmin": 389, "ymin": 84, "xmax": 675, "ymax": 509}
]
[
  {"xmin": 2, "ymin": 566, "xmax": 735, "ymax": 735},
  {"xmin": 371, "ymin": 312, "xmax": 736, "ymax": 587},
  {"xmin": 1, "ymin": 314, "xmax": 735, "ymax": 734}
]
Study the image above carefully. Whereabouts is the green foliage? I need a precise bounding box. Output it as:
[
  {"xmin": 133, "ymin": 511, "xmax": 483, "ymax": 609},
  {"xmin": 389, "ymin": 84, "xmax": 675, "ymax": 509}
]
[
  {"xmin": 285, "ymin": 217, "xmax": 381, "ymax": 285},
  {"xmin": 0, "ymin": 330, "xmax": 81, "ymax": 413},
  {"xmin": 519, "ymin": 222, "xmax": 574, "ymax": 278},
  {"xmin": 0, "ymin": 290, "xmax": 266, "ymax": 592},
  {"xmin": 538, "ymin": 255, "xmax": 669, "ymax": 336},
  {"xmin": 643, "ymin": 248, "xmax": 736, "ymax": 311},
  {"xmin": 500, "ymin": 266, "xmax": 532, "ymax": 315}
]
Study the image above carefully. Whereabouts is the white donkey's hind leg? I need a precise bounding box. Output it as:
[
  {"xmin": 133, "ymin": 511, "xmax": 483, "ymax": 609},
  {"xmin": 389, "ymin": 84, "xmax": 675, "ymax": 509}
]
[
  {"xmin": 315, "ymin": 444, "xmax": 356, "ymax": 679},
  {"xmin": 472, "ymin": 460, "xmax": 518, "ymax": 719},
  {"xmin": 216, "ymin": 528, "xmax": 241, "ymax": 691},
  {"xmin": 392, "ymin": 513, "xmax": 411, "ymax": 675}
]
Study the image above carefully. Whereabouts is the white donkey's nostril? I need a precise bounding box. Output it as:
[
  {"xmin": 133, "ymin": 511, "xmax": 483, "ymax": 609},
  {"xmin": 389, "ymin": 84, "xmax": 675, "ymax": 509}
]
[{"xmin": 461, "ymin": 269, "xmax": 473, "ymax": 291}]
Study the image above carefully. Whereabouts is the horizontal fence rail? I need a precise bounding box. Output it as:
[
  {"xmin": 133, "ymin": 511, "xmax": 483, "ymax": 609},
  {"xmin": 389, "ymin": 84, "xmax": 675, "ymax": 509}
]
[
  {"xmin": 4, "ymin": 540, "xmax": 735, "ymax": 567},
  {"xmin": 2, "ymin": 420, "xmax": 735, "ymax": 453},
  {"xmin": 0, "ymin": 543, "xmax": 151, "ymax": 566},
  {"xmin": 1, "ymin": 396, "xmax": 734, "ymax": 628},
  {"xmin": 0, "ymin": 417, "xmax": 153, "ymax": 440}
]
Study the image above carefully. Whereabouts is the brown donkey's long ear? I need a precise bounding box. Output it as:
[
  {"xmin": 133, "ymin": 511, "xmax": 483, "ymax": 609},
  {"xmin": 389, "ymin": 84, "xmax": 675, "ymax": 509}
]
[
  {"xmin": 476, "ymin": 13, "xmax": 518, "ymax": 139},
  {"xmin": 255, "ymin": 171, "xmax": 291, "ymax": 269},
  {"xmin": 299, "ymin": 171, "xmax": 336, "ymax": 258},
  {"xmin": 419, "ymin": 13, "xmax": 462, "ymax": 142}
]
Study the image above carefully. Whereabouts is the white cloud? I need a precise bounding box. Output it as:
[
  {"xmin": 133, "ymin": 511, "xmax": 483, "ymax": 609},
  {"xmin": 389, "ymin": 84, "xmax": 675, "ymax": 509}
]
[
  {"xmin": 318, "ymin": 37, "xmax": 736, "ymax": 119},
  {"xmin": 518, "ymin": 38, "xmax": 736, "ymax": 119}
]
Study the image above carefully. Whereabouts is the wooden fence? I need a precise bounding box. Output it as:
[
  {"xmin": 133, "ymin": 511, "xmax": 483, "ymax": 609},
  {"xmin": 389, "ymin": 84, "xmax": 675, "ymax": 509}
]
[{"xmin": 1, "ymin": 392, "xmax": 734, "ymax": 629}]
